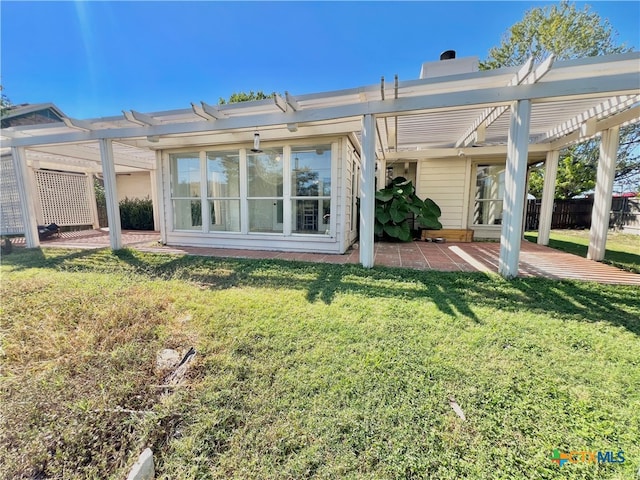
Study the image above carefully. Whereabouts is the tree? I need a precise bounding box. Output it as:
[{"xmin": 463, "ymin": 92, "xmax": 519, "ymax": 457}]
[
  {"xmin": 218, "ymin": 90, "xmax": 276, "ymax": 105},
  {"xmin": 0, "ymin": 85, "xmax": 13, "ymax": 117},
  {"xmin": 481, "ymin": 1, "xmax": 639, "ymax": 197},
  {"xmin": 480, "ymin": 1, "xmax": 628, "ymax": 69}
]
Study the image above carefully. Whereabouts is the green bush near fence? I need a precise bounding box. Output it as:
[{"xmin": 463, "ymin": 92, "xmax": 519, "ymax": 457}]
[{"xmin": 119, "ymin": 197, "xmax": 154, "ymax": 230}]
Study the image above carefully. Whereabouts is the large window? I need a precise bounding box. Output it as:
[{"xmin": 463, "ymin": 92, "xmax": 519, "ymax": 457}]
[
  {"xmin": 168, "ymin": 143, "xmax": 333, "ymax": 236},
  {"xmin": 247, "ymin": 149, "xmax": 283, "ymax": 233},
  {"xmin": 207, "ymin": 151, "xmax": 240, "ymax": 232},
  {"xmin": 291, "ymin": 145, "xmax": 331, "ymax": 234},
  {"xmin": 170, "ymin": 153, "xmax": 202, "ymax": 230},
  {"xmin": 473, "ymin": 165, "xmax": 505, "ymax": 225}
]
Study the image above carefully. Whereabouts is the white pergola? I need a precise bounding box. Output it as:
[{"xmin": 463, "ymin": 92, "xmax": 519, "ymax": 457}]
[{"xmin": 2, "ymin": 52, "xmax": 639, "ymax": 278}]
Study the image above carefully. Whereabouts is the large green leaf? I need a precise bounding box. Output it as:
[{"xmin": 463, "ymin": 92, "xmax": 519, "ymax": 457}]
[
  {"xmin": 375, "ymin": 189, "xmax": 394, "ymax": 202},
  {"xmin": 376, "ymin": 206, "xmax": 391, "ymax": 224},
  {"xmin": 389, "ymin": 202, "xmax": 408, "ymax": 223},
  {"xmin": 423, "ymin": 198, "xmax": 442, "ymax": 217},
  {"xmin": 418, "ymin": 215, "xmax": 442, "ymax": 230},
  {"xmin": 374, "ymin": 221, "xmax": 384, "ymax": 235}
]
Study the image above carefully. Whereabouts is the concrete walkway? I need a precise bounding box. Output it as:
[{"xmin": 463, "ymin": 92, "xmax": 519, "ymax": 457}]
[{"xmin": 23, "ymin": 229, "xmax": 640, "ymax": 286}]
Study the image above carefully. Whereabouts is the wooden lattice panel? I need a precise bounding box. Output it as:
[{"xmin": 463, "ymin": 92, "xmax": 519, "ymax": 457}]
[
  {"xmin": 36, "ymin": 170, "xmax": 94, "ymax": 226},
  {"xmin": 0, "ymin": 155, "xmax": 25, "ymax": 235}
]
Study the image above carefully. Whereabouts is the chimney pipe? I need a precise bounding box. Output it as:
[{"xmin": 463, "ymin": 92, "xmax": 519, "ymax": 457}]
[{"xmin": 440, "ymin": 50, "xmax": 456, "ymax": 61}]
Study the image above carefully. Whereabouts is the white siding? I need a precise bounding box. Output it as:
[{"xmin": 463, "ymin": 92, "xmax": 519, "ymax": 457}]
[
  {"xmin": 116, "ymin": 172, "xmax": 152, "ymax": 202},
  {"xmin": 416, "ymin": 158, "xmax": 468, "ymax": 229}
]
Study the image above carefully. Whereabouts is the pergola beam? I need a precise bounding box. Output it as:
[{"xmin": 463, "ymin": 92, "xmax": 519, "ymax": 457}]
[
  {"xmin": 456, "ymin": 56, "xmax": 555, "ymax": 148},
  {"xmin": 285, "ymin": 91, "xmax": 300, "ymax": 112},
  {"xmin": 455, "ymin": 58, "xmax": 534, "ymax": 148},
  {"xmin": 7, "ymin": 71, "xmax": 639, "ymax": 149},
  {"xmin": 274, "ymin": 94, "xmax": 288, "ymax": 112},
  {"xmin": 123, "ymin": 110, "xmax": 160, "ymax": 126},
  {"xmin": 62, "ymin": 117, "xmax": 93, "ymax": 132},
  {"xmin": 538, "ymin": 95, "xmax": 637, "ymax": 143},
  {"xmin": 550, "ymin": 104, "xmax": 640, "ymax": 150}
]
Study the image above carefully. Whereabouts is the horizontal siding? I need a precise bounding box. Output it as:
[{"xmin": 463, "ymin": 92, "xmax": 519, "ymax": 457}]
[{"xmin": 418, "ymin": 158, "xmax": 467, "ymax": 229}]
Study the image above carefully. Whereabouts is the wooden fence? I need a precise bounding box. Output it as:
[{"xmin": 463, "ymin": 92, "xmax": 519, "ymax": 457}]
[{"xmin": 525, "ymin": 197, "xmax": 639, "ymax": 232}]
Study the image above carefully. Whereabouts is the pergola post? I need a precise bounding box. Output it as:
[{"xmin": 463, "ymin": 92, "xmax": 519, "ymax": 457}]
[
  {"xmin": 537, "ymin": 150, "xmax": 559, "ymax": 245},
  {"xmin": 154, "ymin": 151, "xmax": 167, "ymax": 243},
  {"xmin": 359, "ymin": 114, "xmax": 376, "ymax": 268},
  {"xmin": 98, "ymin": 138, "xmax": 123, "ymax": 250},
  {"xmin": 499, "ymin": 99, "xmax": 531, "ymax": 279},
  {"xmin": 10, "ymin": 147, "xmax": 40, "ymax": 248},
  {"xmin": 149, "ymin": 169, "xmax": 160, "ymax": 232},
  {"xmin": 587, "ymin": 126, "xmax": 619, "ymax": 261}
]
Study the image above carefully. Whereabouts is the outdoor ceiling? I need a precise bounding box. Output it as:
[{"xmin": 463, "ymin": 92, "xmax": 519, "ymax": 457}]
[{"xmin": 2, "ymin": 52, "xmax": 638, "ymax": 171}]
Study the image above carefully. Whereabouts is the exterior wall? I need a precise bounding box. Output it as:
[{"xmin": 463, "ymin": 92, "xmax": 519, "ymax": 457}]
[
  {"xmin": 416, "ymin": 157, "xmax": 469, "ymax": 229},
  {"xmin": 161, "ymin": 136, "xmax": 355, "ymax": 254},
  {"xmin": 116, "ymin": 172, "xmax": 152, "ymax": 202}
]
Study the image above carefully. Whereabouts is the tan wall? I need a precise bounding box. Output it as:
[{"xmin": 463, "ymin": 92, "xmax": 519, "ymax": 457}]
[
  {"xmin": 416, "ymin": 158, "xmax": 468, "ymax": 229},
  {"xmin": 116, "ymin": 172, "xmax": 152, "ymax": 202}
]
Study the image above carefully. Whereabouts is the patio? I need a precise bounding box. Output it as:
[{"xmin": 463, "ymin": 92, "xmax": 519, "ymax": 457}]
[{"xmin": 21, "ymin": 228, "xmax": 640, "ymax": 285}]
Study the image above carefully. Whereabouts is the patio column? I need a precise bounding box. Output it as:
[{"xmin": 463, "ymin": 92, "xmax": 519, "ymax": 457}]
[
  {"xmin": 360, "ymin": 114, "xmax": 376, "ymax": 268},
  {"xmin": 10, "ymin": 147, "xmax": 40, "ymax": 248},
  {"xmin": 154, "ymin": 151, "xmax": 167, "ymax": 243},
  {"xmin": 98, "ymin": 138, "xmax": 123, "ymax": 250},
  {"xmin": 587, "ymin": 126, "xmax": 620, "ymax": 261},
  {"xmin": 499, "ymin": 99, "xmax": 531, "ymax": 279},
  {"xmin": 537, "ymin": 150, "xmax": 559, "ymax": 245}
]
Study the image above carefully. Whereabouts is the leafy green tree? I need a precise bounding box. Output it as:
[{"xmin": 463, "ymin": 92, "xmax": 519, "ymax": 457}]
[
  {"xmin": 218, "ymin": 90, "xmax": 276, "ymax": 104},
  {"xmin": 482, "ymin": 1, "xmax": 639, "ymax": 198},
  {"xmin": 480, "ymin": 1, "xmax": 628, "ymax": 69}
]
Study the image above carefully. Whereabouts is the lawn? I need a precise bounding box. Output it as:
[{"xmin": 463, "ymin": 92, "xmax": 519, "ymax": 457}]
[
  {"xmin": 524, "ymin": 230, "xmax": 640, "ymax": 273},
  {"xmin": 1, "ymin": 248, "xmax": 639, "ymax": 479}
]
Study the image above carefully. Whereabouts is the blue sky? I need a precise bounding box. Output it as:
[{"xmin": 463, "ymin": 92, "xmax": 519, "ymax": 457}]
[{"xmin": 2, "ymin": 1, "xmax": 638, "ymax": 119}]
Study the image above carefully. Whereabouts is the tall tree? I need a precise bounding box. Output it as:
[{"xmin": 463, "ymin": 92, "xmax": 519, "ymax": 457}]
[
  {"xmin": 218, "ymin": 90, "xmax": 276, "ymax": 105},
  {"xmin": 481, "ymin": 1, "xmax": 639, "ymax": 198}
]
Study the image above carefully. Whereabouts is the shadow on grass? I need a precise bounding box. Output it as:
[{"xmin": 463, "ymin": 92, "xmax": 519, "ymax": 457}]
[
  {"xmin": 524, "ymin": 234, "xmax": 640, "ymax": 273},
  {"xmin": 3, "ymin": 247, "xmax": 639, "ymax": 335}
]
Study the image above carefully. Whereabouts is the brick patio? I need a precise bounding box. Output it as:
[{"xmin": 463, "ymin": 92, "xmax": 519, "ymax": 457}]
[{"xmin": 15, "ymin": 228, "xmax": 640, "ymax": 286}]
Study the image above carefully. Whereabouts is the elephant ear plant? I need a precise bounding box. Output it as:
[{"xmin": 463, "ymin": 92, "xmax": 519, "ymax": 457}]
[{"xmin": 374, "ymin": 176, "xmax": 442, "ymax": 242}]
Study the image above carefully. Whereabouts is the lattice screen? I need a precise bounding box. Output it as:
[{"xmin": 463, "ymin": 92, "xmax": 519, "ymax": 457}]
[
  {"xmin": 35, "ymin": 170, "xmax": 94, "ymax": 226},
  {"xmin": 0, "ymin": 155, "xmax": 25, "ymax": 235}
]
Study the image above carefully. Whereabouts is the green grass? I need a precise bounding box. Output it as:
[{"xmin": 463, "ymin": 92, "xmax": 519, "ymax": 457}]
[
  {"xmin": 1, "ymin": 247, "xmax": 639, "ymax": 479},
  {"xmin": 524, "ymin": 229, "xmax": 640, "ymax": 273}
]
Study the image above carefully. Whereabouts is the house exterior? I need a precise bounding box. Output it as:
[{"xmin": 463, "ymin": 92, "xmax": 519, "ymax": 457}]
[{"xmin": 2, "ymin": 52, "xmax": 638, "ymax": 278}]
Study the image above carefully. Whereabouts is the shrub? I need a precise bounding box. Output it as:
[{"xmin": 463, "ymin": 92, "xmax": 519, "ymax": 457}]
[
  {"xmin": 119, "ymin": 197, "xmax": 154, "ymax": 230},
  {"xmin": 375, "ymin": 177, "xmax": 442, "ymax": 242}
]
